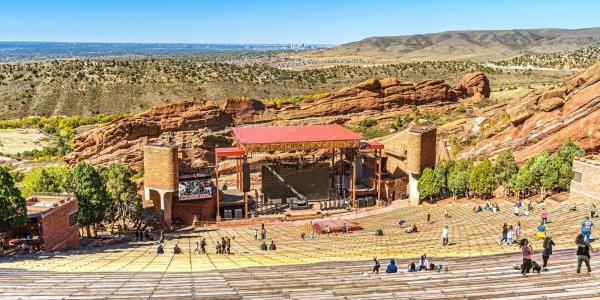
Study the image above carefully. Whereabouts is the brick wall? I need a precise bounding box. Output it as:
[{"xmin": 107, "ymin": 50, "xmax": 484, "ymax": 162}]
[
  {"xmin": 144, "ymin": 145, "xmax": 179, "ymax": 191},
  {"xmin": 40, "ymin": 199, "xmax": 79, "ymax": 251},
  {"xmin": 571, "ymin": 159, "xmax": 600, "ymax": 200}
]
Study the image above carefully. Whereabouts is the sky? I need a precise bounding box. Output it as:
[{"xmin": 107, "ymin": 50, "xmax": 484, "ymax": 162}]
[{"xmin": 1, "ymin": 0, "xmax": 599, "ymax": 45}]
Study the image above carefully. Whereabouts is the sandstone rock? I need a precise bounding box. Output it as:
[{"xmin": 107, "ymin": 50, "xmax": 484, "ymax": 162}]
[
  {"xmin": 379, "ymin": 77, "xmax": 400, "ymax": 89},
  {"xmin": 68, "ymin": 73, "xmax": 487, "ymax": 169},
  {"xmin": 452, "ymin": 72, "xmax": 491, "ymax": 99},
  {"xmin": 508, "ymin": 103, "xmax": 534, "ymax": 125},
  {"xmin": 462, "ymin": 61, "xmax": 600, "ymax": 162},
  {"xmin": 538, "ymin": 97, "xmax": 565, "ymax": 112}
]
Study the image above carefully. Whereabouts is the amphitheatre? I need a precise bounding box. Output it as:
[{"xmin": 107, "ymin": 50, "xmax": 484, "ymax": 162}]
[{"xmin": 2, "ymin": 19, "xmax": 600, "ymax": 300}]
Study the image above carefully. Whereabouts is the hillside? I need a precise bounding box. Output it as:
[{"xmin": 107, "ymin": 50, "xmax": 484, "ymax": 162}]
[
  {"xmin": 295, "ymin": 28, "xmax": 600, "ymax": 63},
  {"xmin": 0, "ymin": 58, "xmax": 560, "ymax": 118}
]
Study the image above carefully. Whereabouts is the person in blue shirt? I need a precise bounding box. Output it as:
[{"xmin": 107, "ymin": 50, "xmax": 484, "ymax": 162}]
[
  {"xmin": 386, "ymin": 259, "xmax": 398, "ymax": 273},
  {"xmin": 581, "ymin": 217, "xmax": 594, "ymax": 242},
  {"xmin": 536, "ymin": 222, "xmax": 547, "ymax": 239},
  {"xmin": 156, "ymin": 244, "xmax": 164, "ymax": 254}
]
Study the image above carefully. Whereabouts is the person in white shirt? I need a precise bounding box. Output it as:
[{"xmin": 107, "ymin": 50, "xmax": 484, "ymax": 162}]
[
  {"xmin": 441, "ymin": 225, "xmax": 449, "ymax": 246},
  {"xmin": 513, "ymin": 205, "xmax": 520, "ymax": 217}
]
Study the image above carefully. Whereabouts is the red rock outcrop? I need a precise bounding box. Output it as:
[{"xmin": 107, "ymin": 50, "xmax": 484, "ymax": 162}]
[
  {"xmin": 463, "ymin": 61, "xmax": 600, "ymax": 162},
  {"xmin": 452, "ymin": 72, "xmax": 491, "ymax": 99},
  {"xmin": 68, "ymin": 73, "xmax": 490, "ymax": 169}
]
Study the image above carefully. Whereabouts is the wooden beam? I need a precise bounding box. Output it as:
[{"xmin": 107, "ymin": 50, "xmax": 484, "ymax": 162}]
[{"xmin": 351, "ymin": 149, "xmax": 356, "ymax": 208}]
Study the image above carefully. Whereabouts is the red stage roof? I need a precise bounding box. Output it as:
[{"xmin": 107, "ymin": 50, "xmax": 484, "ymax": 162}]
[
  {"xmin": 215, "ymin": 146, "xmax": 246, "ymax": 158},
  {"xmin": 232, "ymin": 124, "xmax": 363, "ymax": 152}
]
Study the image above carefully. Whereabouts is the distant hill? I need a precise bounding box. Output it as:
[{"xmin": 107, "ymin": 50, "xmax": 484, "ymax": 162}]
[{"xmin": 297, "ymin": 28, "xmax": 600, "ymax": 62}]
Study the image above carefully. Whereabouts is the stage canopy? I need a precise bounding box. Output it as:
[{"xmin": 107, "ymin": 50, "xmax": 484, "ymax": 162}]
[{"xmin": 232, "ymin": 124, "xmax": 363, "ymax": 152}]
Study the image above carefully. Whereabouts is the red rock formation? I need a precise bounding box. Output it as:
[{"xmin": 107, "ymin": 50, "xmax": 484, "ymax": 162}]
[
  {"xmin": 463, "ymin": 61, "xmax": 600, "ymax": 162},
  {"xmin": 452, "ymin": 72, "xmax": 491, "ymax": 99},
  {"xmin": 68, "ymin": 73, "xmax": 490, "ymax": 169}
]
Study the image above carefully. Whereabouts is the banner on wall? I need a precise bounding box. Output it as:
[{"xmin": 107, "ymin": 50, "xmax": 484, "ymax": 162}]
[{"xmin": 178, "ymin": 174, "xmax": 213, "ymax": 201}]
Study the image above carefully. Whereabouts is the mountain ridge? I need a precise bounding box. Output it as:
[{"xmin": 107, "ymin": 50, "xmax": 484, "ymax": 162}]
[{"xmin": 296, "ymin": 27, "xmax": 600, "ymax": 62}]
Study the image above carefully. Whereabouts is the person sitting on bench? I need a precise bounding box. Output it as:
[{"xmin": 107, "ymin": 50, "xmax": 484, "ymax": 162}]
[
  {"xmin": 386, "ymin": 259, "xmax": 398, "ymax": 273},
  {"xmin": 173, "ymin": 244, "xmax": 182, "ymax": 254}
]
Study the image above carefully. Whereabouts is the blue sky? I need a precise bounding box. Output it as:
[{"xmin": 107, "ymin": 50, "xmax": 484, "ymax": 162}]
[{"xmin": 1, "ymin": 0, "xmax": 599, "ymax": 44}]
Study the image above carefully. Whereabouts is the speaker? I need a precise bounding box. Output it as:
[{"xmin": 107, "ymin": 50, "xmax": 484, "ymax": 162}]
[{"xmin": 242, "ymin": 159, "xmax": 250, "ymax": 192}]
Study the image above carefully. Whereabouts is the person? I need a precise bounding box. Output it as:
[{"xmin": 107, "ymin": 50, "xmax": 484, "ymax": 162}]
[
  {"xmin": 386, "ymin": 259, "xmax": 398, "ymax": 273},
  {"xmin": 159, "ymin": 230, "xmax": 164, "ymax": 244},
  {"xmin": 200, "ymin": 238, "xmax": 206, "ymax": 254},
  {"xmin": 536, "ymin": 222, "xmax": 547, "ymax": 239},
  {"xmin": 253, "ymin": 228, "xmax": 258, "ymax": 240},
  {"xmin": 419, "ymin": 254, "xmax": 429, "ymax": 271},
  {"xmin": 513, "ymin": 205, "xmax": 520, "ymax": 217},
  {"xmin": 145, "ymin": 230, "xmax": 153, "ymax": 241},
  {"xmin": 193, "ymin": 241, "xmax": 200, "ymax": 254},
  {"xmin": 498, "ymin": 223, "xmax": 508, "ymax": 245},
  {"xmin": 173, "ymin": 244, "xmax": 182, "ymax": 254},
  {"xmin": 427, "ymin": 212, "xmax": 431, "ymax": 223},
  {"xmin": 412, "ymin": 224, "xmax": 418, "ymax": 233},
  {"xmin": 406, "ymin": 262, "xmax": 418, "ymax": 272},
  {"xmin": 569, "ymin": 200, "xmax": 577, "ymax": 212},
  {"xmin": 342, "ymin": 223, "xmax": 348, "ymax": 234},
  {"xmin": 441, "ymin": 225, "xmax": 449, "ymax": 246},
  {"xmin": 475, "ymin": 206, "xmax": 482, "ymax": 213},
  {"xmin": 326, "ymin": 225, "xmax": 331, "ymax": 236},
  {"xmin": 542, "ymin": 236, "xmax": 555, "ymax": 271},
  {"xmin": 495, "ymin": 203, "xmax": 501, "ymax": 212},
  {"xmin": 260, "ymin": 228, "xmax": 266, "ymax": 240},
  {"xmin": 300, "ymin": 232, "xmax": 306, "ymax": 240},
  {"xmin": 520, "ymin": 239, "xmax": 533, "ymax": 275},
  {"xmin": 444, "ymin": 209, "xmax": 449, "ymax": 219},
  {"xmin": 516, "ymin": 199, "xmax": 522, "ymax": 209},
  {"xmin": 515, "ymin": 221, "xmax": 522, "ymax": 241},
  {"xmin": 492, "ymin": 204, "xmax": 497, "ymax": 213},
  {"xmin": 260, "ymin": 241, "xmax": 268, "ymax": 251},
  {"xmin": 576, "ymin": 233, "xmax": 592, "ymax": 273},
  {"xmin": 591, "ymin": 204, "xmax": 596, "ymax": 218},
  {"xmin": 581, "ymin": 216, "xmax": 593, "ymax": 243},
  {"xmin": 372, "ymin": 258, "xmax": 380, "ymax": 274},
  {"xmin": 507, "ymin": 225, "xmax": 514, "ymax": 245},
  {"xmin": 434, "ymin": 264, "xmax": 443, "ymax": 272},
  {"xmin": 541, "ymin": 207, "xmax": 549, "ymax": 224},
  {"xmin": 216, "ymin": 242, "xmax": 222, "ymax": 254},
  {"xmin": 485, "ymin": 203, "xmax": 491, "ymax": 211},
  {"xmin": 309, "ymin": 231, "xmax": 315, "ymax": 240},
  {"xmin": 398, "ymin": 219, "xmax": 406, "ymax": 226},
  {"xmin": 134, "ymin": 229, "xmax": 139, "ymax": 241},
  {"xmin": 221, "ymin": 237, "xmax": 227, "ymax": 254},
  {"xmin": 156, "ymin": 244, "xmax": 164, "ymax": 254},
  {"xmin": 527, "ymin": 200, "xmax": 533, "ymax": 213},
  {"xmin": 375, "ymin": 228, "xmax": 384, "ymax": 236},
  {"xmin": 20, "ymin": 242, "xmax": 30, "ymax": 254},
  {"xmin": 269, "ymin": 240, "xmax": 276, "ymax": 250},
  {"xmin": 405, "ymin": 226, "xmax": 413, "ymax": 234},
  {"xmin": 226, "ymin": 237, "xmax": 231, "ymax": 254}
]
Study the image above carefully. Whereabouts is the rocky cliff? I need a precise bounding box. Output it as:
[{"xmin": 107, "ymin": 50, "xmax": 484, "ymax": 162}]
[
  {"xmin": 463, "ymin": 61, "xmax": 600, "ymax": 162},
  {"xmin": 67, "ymin": 72, "xmax": 490, "ymax": 169}
]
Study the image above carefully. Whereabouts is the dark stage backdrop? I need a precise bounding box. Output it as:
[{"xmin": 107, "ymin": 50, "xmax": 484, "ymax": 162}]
[{"xmin": 262, "ymin": 163, "xmax": 330, "ymax": 202}]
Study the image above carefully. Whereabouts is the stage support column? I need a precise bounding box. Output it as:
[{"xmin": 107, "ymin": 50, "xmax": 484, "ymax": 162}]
[
  {"xmin": 377, "ymin": 149, "xmax": 382, "ymax": 207},
  {"xmin": 215, "ymin": 154, "xmax": 221, "ymax": 222},
  {"xmin": 236, "ymin": 159, "xmax": 240, "ymax": 189},
  {"xmin": 243, "ymin": 156, "xmax": 248, "ymax": 219},
  {"xmin": 331, "ymin": 148, "xmax": 335, "ymax": 188},
  {"xmin": 339, "ymin": 149, "xmax": 343, "ymax": 191},
  {"xmin": 351, "ymin": 149, "xmax": 356, "ymax": 208}
]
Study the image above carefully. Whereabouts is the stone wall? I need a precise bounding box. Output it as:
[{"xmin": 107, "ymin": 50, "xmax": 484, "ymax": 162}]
[
  {"xmin": 570, "ymin": 159, "xmax": 600, "ymax": 200},
  {"xmin": 144, "ymin": 145, "xmax": 179, "ymax": 191}
]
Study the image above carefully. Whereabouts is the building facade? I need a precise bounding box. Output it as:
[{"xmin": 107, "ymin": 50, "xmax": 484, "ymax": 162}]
[{"xmin": 570, "ymin": 155, "xmax": 600, "ymax": 200}]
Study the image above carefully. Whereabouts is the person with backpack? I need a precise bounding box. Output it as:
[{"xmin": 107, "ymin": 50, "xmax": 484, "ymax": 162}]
[
  {"xmin": 542, "ymin": 236, "xmax": 555, "ymax": 271},
  {"xmin": 581, "ymin": 217, "xmax": 593, "ymax": 243},
  {"xmin": 520, "ymin": 238, "xmax": 533, "ymax": 275},
  {"xmin": 576, "ymin": 234, "xmax": 592, "ymax": 273}
]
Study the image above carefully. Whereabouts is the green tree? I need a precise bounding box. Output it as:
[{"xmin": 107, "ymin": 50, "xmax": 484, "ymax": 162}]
[
  {"xmin": 20, "ymin": 165, "xmax": 69, "ymax": 198},
  {"xmin": 418, "ymin": 167, "xmax": 440, "ymax": 201},
  {"xmin": 67, "ymin": 162, "xmax": 109, "ymax": 237},
  {"xmin": 433, "ymin": 160, "xmax": 454, "ymax": 195},
  {"xmin": 556, "ymin": 140, "xmax": 584, "ymax": 167},
  {"xmin": 513, "ymin": 162, "xmax": 534, "ymax": 198},
  {"xmin": 469, "ymin": 159, "xmax": 497, "ymax": 199},
  {"xmin": 0, "ymin": 167, "xmax": 27, "ymax": 253},
  {"xmin": 493, "ymin": 150, "xmax": 518, "ymax": 195},
  {"xmin": 448, "ymin": 170, "xmax": 470, "ymax": 199},
  {"xmin": 101, "ymin": 163, "xmax": 142, "ymax": 232}
]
